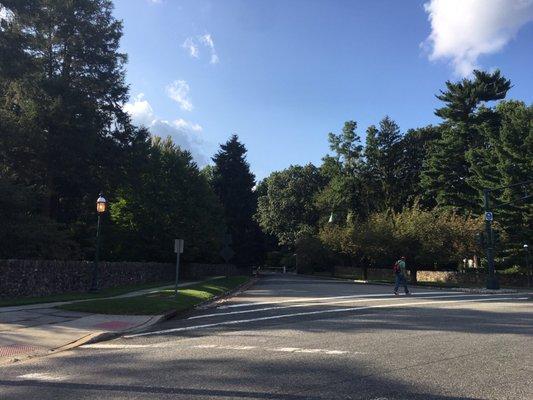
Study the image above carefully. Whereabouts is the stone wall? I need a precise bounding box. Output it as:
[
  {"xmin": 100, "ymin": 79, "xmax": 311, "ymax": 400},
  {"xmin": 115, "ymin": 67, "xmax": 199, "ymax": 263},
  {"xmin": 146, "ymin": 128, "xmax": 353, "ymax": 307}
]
[
  {"xmin": 0, "ymin": 259, "xmax": 243, "ymax": 299},
  {"xmin": 332, "ymin": 266, "xmax": 528, "ymax": 287}
]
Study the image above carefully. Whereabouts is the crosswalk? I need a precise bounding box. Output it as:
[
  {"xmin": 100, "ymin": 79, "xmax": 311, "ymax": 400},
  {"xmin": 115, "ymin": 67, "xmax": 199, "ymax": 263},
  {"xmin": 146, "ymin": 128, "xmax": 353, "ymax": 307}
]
[{"xmin": 124, "ymin": 291, "xmax": 529, "ymax": 338}]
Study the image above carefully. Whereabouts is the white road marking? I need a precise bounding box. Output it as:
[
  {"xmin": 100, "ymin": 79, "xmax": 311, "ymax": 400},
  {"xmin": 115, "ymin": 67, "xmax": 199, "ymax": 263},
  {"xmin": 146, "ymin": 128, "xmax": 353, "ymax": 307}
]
[
  {"xmin": 275, "ymin": 347, "xmax": 300, "ymax": 352},
  {"xmin": 18, "ymin": 373, "xmax": 65, "ymax": 381},
  {"xmin": 82, "ymin": 342, "xmax": 354, "ymax": 356},
  {"xmin": 215, "ymin": 291, "xmax": 458, "ymax": 310},
  {"xmin": 296, "ymin": 349, "xmax": 322, "ymax": 353},
  {"xmin": 82, "ymin": 343, "xmax": 156, "ymax": 349},
  {"xmin": 189, "ymin": 292, "xmax": 506, "ymax": 320},
  {"xmin": 125, "ymin": 296, "xmax": 528, "ymax": 338},
  {"xmin": 324, "ymin": 350, "xmax": 349, "ymax": 355}
]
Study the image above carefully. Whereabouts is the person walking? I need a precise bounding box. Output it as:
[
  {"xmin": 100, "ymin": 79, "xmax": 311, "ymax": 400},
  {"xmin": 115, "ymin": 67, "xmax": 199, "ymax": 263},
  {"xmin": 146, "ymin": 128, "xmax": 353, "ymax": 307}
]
[{"xmin": 393, "ymin": 256, "xmax": 410, "ymax": 295}]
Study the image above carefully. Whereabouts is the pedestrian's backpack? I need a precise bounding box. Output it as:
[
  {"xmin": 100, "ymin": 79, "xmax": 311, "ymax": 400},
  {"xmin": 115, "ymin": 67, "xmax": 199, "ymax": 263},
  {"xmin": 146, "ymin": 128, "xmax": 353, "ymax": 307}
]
[{"xmin": 392, "ymin": 261, "xmax": 400, "ymax": 273}]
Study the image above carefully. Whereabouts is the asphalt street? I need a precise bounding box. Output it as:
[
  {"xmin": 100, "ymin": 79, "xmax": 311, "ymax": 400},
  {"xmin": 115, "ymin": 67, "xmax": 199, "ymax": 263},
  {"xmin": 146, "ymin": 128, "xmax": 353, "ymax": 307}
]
[{"xmin": 0, "ymin": 274, "xmax": 531, "ymax": 400}]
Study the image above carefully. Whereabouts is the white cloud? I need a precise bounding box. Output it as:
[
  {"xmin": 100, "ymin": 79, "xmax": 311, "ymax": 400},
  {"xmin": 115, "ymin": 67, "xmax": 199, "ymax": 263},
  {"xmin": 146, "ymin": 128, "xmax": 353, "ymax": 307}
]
[
  {"xmin": 123, "ymin": 93, "xmax": 155, "ymax": 127},
  {"xmin": 165, "ymin": 80, "xmax": 193, "ymax": 111},
  {"xmin": 210, "ymin": 54, "xmax": 220, "ymax": 65},
  {"xmin": 173, "ymin": 118, "xmax": 203, "ymax": 132},
  {"xmin": 200, "ymin": 34, "xmax": 220, "ymax": 64},
  {"xmin": 182, "ymin": 37, "xmax": 199, "ymax": 58},
  {"xmin": 182, "ymin": 33, "xmax": 219, "ymax": 64},
  {"xmin": 124, "ymin": 94, "xmax": 207, "ymax": 165},
  {"xmin": 423, "ymin": 0, "xmax": 533, "ymax": 76},
  {"xmin": 199, "ymin": 33, "xmax": 214, "ymax": 48}
]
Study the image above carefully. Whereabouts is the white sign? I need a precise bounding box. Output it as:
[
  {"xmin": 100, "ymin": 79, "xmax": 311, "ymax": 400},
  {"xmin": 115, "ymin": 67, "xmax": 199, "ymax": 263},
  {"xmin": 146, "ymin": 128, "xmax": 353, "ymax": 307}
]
[
  {"xmin": 174, "ymin": 239, "xmax": 184, "ymax": 254},
  {"xmin": 485, "ymin": 212, "xmax": 493, "ymax": 222}
]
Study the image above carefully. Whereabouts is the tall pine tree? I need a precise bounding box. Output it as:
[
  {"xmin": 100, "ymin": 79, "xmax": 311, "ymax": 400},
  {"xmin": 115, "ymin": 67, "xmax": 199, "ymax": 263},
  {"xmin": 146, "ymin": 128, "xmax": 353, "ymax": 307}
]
[
  {"xmin": 317, "ymin": 121, "xmax": 365, "ymax": 220},
  {"xmin": 468, "ymin": 101, "xmax": 532, "ymax": 262},
  {"xmin": 0, "ymin": 0, "xmax": 145, "ymax": 254},
  {"xmin": 420, "ymin": 70, "xmax": 511, "ymax": 212},
  {"xmin": 211, "ymin": 135, "xmax": 261, "ymax": 265},
  {"xmin": 361, "ymin": 116, "xmax": 404, "ymax": 212}
]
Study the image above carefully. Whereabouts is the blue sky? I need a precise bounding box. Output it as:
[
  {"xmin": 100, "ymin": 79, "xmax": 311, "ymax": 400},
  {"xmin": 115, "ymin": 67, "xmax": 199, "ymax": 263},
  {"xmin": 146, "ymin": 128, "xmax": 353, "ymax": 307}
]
[{"xmin": 114, "ymin": 0, "xmax": 533, "ymax": 180}]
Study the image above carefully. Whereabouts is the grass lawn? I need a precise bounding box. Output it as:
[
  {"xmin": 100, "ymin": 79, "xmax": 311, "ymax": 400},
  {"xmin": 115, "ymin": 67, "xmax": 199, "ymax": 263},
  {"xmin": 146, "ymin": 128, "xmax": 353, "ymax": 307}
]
[
  {"xmin": 0, "ymin": 281, "xmax": 174, "ymax": 308},
  {"xmin": 57, "ymin": 276, "xmax": 250, "ymax": 315}
]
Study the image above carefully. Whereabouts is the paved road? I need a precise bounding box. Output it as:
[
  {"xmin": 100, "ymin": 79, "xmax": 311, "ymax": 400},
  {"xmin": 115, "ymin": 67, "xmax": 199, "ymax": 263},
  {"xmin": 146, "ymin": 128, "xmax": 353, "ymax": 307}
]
[{"xmin": 0, "ymin": 274, "xmax": 531, "ymax": 399}]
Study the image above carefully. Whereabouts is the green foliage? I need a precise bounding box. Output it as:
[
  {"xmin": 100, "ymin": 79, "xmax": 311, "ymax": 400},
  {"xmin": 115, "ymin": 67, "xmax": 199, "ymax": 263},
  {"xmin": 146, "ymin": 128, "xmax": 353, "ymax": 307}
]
[
  {"xmin": 256, "ymin": 164, "xmax": 325, "ymax": 247},
  {"xmin": 0, "ymin": 172, "xmax": 80, "ymax": 259},
  {"xmin": 0, "ymin": 1, "xmax": 230, "ymax": 264},
  {"xmin": 211, "ymin": 135, "xmax": 263, "ymax": 265},
  {"xmin": 109, "ymin": 137, "xmax": 225, "ymax": 263},
  {"xmin": 361, "ymin": 116, "xmax": 404, "ymax": 212},
  {"xmin": 320, "ymin": 205, "xmax": 482, "ymax": 270},
  {"xmin": 295, "ymin": 235, "xmax": 335, "ymax": 274},
  {"xmin": 421, "ymin": 70, "xmax": 512, "ymax": 212},
  {"xmin": 0, "ymin": 0, "xmax": 150, "ymax": 259},
  {"xmin": 468, "ymin": 100, "xmax": 532, "ymax": 262},
  {"xmin": 317, "ymin": 121, "xmax": 365, "ymax": 220}
]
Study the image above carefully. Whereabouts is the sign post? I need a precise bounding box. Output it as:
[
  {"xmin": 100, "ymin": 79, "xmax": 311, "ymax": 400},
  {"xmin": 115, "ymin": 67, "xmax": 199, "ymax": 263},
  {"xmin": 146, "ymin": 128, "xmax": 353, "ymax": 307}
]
[
  {"xmin": 483, "ymin": 191, "xmax": 499, "ymax": 290},
  {"xmin": 174, "ymin": 239, "xmax": 184, "ymax": 296}
]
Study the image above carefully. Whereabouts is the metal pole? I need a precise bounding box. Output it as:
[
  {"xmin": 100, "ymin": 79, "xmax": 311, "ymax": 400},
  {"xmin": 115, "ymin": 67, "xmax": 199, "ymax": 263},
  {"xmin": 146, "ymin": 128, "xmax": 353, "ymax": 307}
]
[
  {"xmin": 484, "ymin": 190, "xmax": 499, "ymax": 290},
  {"xmin": 526, "ymin": 246, "xmax": 530, "ymax": 288},
  {"xmin": 175, "ymin": 250, "xmax": 181, "ymax": 297},
  {"xmin": 90, "ymin": 214, "xmax": 101, "ymax": 292}
]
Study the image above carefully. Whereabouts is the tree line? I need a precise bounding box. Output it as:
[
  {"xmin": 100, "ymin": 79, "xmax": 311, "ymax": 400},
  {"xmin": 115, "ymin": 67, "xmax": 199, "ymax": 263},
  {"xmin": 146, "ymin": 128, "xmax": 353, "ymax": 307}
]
[
  {"xmin": 256, "ymin": 71, "xmax": 532, "ymax": 272},
  {"xmin": 0, "ymin": 0, "xmax": 261, "ymax": 265},
  {"xmin": 1, "ymin": 1, "xmax": 530, "ymax": 273}
]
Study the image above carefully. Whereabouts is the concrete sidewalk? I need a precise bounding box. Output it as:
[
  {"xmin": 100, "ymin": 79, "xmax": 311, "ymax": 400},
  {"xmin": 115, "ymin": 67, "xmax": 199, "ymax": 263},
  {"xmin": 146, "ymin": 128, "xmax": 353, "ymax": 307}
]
[{"xmin": 0, "ymin": 280, "xmax": 202, "ymax": 365}]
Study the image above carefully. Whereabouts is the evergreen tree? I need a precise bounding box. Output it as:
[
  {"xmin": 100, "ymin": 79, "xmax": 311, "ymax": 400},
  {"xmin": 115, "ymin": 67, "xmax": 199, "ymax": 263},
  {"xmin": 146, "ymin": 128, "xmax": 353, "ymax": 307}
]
[
  {"xmin": 375, "ymin": 116, "xmax": 403, "ymax": 211},
  {"xmin": 361, "ymin": 125, "xmax": 380, "ymax": 214},
  {"xmin": 211, "ymin": 135, "xmax": 261, "ymax": 265},
  {"xmin": 0, "ymin": 170, "xmax": 80, "ymax": 259},
  {"xmin": 420, "ymin": 70, "xmax": 511, "ymax": 212},
  {"xmin": 110, "ymin": 137, "xmax": 226, "ymax": 263},
  {"xmin": 0, "ymin": 0, "xmax": 141, "ymax": 250},
  {"xmin": 398, "ymin": 125, "xmax": 441, "ymax": 207},
  {"xmin": 361, "ymin": 117, "xmax": 404, "ymax": 212},
  {"xmin": 317, "ymin": 121, "xmax": 365, "ymax": 220},
  {"xmin": 468, "ymin": 101, "xmax": 533, "ymax": 262}
]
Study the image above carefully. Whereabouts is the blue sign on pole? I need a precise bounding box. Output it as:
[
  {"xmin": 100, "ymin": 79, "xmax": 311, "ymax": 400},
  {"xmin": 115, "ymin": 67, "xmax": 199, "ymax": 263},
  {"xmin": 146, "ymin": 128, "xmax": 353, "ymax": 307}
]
[{"xmin": 485, "ymin": 211, "xmax": 493, "ymax": 222}]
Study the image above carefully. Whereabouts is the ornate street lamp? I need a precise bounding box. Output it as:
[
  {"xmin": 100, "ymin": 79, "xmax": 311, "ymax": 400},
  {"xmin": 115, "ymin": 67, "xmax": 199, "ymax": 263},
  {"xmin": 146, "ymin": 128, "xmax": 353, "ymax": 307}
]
[{"xmin": 90, "ymin": 193, "xmax": 107, "ymax": 292}]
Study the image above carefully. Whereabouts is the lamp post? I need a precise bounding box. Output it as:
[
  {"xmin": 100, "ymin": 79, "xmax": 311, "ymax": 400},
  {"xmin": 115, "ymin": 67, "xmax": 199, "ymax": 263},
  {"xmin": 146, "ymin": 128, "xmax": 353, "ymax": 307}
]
[
  {"xmin": 90, "ymin": 193, "xmax": 107, "ymax": 292},
  {"xmin": 525, "ymin": 244, "xmax": 530, "ymax": 288}
]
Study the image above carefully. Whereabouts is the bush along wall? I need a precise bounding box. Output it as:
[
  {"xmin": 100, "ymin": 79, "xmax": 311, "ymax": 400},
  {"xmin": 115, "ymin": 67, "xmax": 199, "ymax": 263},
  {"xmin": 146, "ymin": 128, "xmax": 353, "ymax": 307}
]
[{"xmin": 330, "ymin": 266, "xmax": 529, "ymax": 288}]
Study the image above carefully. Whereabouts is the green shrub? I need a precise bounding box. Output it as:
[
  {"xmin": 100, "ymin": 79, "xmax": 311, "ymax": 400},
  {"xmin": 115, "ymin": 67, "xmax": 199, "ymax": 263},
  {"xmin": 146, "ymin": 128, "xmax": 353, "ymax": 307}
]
[
  {"xmin": 264, "ymin": 251, "xmax": 283, "ymax": 268},
  {"xmin": 320, "ymin": 204, "xmax": 483, "ymax": 270},
  {"xmin": 295, "ymin": 235, "xmax": 335, "ymax": 274}
]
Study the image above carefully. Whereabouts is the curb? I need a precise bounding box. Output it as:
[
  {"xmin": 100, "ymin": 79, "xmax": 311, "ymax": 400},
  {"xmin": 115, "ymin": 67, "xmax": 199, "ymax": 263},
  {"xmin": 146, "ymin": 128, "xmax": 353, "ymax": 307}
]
[
  {"xmin": 56, "ymin": 275, "xmax": 259, "ymax": 344},
  {"xmin": 0, "ymin": 276, "xmax": 258, "ymax": 365}
]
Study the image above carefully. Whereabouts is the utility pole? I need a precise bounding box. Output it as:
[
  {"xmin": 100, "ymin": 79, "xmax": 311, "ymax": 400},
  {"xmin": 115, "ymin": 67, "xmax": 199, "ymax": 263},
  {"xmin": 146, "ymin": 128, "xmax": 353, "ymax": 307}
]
[
  {"xmin": 480, "ymin": 180, "xmax": 532, "ymax": 290},
  {"xmin": 483, "ymin": 189, "xmax": 499, "ymax": 290}
]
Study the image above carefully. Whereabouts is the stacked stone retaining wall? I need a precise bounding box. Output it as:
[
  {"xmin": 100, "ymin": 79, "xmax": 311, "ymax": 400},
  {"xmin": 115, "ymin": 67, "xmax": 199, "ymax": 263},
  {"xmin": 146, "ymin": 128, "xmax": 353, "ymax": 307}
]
[{"xmin": 0, "ymin": 259, "xmax": 242, "ymax": 298}]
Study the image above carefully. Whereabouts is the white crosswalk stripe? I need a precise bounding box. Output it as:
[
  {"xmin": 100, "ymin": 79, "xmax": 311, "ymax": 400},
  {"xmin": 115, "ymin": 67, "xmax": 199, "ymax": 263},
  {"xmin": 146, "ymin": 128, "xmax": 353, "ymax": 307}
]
[{"xmin": 125, "ymin": 295, "xmax": 528, "ymax": 338}]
